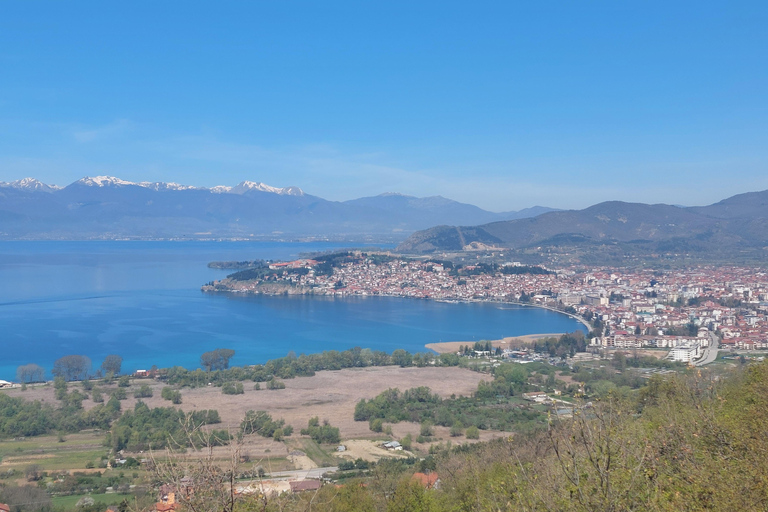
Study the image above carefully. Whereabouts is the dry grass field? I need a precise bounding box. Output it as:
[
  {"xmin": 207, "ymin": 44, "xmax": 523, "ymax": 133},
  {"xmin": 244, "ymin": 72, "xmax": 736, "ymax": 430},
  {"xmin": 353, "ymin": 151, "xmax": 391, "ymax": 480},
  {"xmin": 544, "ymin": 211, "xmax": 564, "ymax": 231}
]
[{"xmin": 4, "ymin": 366, "xmax": 494, "ymax": 465}]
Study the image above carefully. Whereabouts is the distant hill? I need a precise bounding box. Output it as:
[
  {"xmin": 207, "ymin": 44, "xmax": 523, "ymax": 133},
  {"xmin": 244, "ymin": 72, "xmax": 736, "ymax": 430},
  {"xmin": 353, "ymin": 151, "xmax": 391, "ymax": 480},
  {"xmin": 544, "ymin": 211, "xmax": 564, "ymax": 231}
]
[
  {"xmin": 0, "ymin": 177, "xmax": 554, "ymax": 240},
  {"xmin": 397, "ymin": 191, "xmax": 768, "ymax": 262}
]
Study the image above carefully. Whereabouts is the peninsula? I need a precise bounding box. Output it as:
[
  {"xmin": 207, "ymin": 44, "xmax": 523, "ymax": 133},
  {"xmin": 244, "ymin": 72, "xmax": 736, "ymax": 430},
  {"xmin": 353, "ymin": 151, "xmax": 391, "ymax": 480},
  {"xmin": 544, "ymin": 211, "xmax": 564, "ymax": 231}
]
[{"xmin": 203, "ymin": 251, "xmax": 768, "ymax": 359}]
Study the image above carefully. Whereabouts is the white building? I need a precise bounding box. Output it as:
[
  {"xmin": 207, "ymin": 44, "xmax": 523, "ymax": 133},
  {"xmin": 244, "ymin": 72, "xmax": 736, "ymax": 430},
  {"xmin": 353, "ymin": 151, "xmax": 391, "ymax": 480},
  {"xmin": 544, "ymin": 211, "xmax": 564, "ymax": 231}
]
[{"xmin": 670, "ymin": 341, "xmax": 702, "ymax": 363}]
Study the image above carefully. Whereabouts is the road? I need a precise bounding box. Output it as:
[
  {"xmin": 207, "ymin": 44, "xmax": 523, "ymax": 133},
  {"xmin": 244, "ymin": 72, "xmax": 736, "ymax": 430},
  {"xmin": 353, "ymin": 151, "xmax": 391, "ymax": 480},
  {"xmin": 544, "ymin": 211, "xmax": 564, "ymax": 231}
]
[
  {"xmin": 695, "ymin": 332, "xmax": 720, "ymax": 366},
  {"xmin": 267, "ymin": 466, "xmax": 338, "ymax": 480}
]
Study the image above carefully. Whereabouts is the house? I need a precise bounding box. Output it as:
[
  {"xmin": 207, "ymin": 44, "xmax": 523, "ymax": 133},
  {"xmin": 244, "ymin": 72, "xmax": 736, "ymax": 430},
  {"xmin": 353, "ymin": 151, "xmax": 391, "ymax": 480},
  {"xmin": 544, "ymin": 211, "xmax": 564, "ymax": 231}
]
[
  {"xmin": 412, "ymin": 472, "xmax": 440, "ymax": 489},
  {"xmin": 289, "ymin": 480, "xmax": 322, "ymax": 493},
  {"xmin": 522, "ymin": 391, "xmax": 548, "ymax": 402},
  {"xmin": 382, "ymin": 441, "xmax": 402, "ymax": 450}
]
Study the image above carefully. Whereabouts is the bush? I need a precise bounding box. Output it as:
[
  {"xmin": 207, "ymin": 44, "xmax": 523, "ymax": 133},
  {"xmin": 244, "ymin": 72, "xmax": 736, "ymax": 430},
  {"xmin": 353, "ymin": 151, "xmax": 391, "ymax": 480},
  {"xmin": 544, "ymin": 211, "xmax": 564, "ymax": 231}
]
[
  {"xmin": 118, "ymin": 375, "xmax": 130, "ymax": 388},
  {"xmin": 267, "ymin": 378, "xmax": 285, "ymax": 390},
  {"xmin": 300, "ymin": 418, "xmax": 340, "ymax": 444},
  {"xmin": 420, "ymin": 421, "xmax": 434, "ymax": 437},
  {"xmin": 450, "ymin": 422, "xmax": 464, "ymax": 437},
  {"xmin": 161, "ymin": 387, "xmax": 182, "ymax": 404},
  {"xmin": 466, "ymin": 425, "xmax": 480, "ymax": 439},
  {"xmin": 112, "ymin": 388, "xmax": 127, "ymax": 400},
  {"xmin": 240, "ymin": 410, "xmax": 286, "ymax": 438},
  {"xmin": 134, "ymin": 384, "xmax": 153, "ymax": 398},
  {"xmin": 222, "ymin": 382, "xmax": 244, "ymax": 395},
  {"xmin": 369, "ymin": 418, "xmax": 384, "ymax": 433}
]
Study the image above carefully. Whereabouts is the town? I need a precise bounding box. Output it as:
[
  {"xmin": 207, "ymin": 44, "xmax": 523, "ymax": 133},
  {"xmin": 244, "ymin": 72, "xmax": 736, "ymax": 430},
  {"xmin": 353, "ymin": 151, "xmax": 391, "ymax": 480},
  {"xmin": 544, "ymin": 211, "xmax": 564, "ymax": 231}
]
[{"xmin": 205, "ymin": 253, "xmax": 768, "ymax": 364}]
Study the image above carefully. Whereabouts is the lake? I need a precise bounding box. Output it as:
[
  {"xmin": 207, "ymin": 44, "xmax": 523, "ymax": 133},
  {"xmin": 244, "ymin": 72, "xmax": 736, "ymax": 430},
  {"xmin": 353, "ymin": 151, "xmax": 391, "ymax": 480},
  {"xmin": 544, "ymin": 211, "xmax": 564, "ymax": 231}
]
[{"xmin": 0, "ymin": 241, "xmax": 586, "ymax": 380}]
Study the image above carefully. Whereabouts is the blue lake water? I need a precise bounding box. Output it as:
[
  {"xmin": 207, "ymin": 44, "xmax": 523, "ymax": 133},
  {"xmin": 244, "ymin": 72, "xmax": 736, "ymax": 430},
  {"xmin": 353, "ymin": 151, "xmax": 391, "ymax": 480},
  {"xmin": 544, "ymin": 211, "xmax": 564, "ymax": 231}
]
[{"xmin": 0, "ymin": 241, "xmax": 586, "ymax": 380}]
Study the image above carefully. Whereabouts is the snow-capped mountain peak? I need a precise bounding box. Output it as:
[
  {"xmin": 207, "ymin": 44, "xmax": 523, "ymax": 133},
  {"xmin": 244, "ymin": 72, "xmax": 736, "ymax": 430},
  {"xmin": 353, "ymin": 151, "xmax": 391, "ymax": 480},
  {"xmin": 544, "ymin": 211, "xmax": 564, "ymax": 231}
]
[
  {"xmin": 0, "ymin": 178, "xmax": 61, "ymax": 192},
  {"xmin": 138, "ymin": 181, "xmax": 198, "ymax": 191},
  {"xmin": 231, "ymin": 181, "xmax": 304, "ymax": 196},
  {"xmin": 75, "ymin": 176, "xmax": 138, "ymax": 187}
]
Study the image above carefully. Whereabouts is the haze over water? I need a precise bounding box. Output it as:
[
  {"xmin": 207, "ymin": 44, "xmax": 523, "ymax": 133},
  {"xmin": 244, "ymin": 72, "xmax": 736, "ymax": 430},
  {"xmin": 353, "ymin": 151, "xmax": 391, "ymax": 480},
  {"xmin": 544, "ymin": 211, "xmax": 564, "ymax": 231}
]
[{"xmin": 0, "ymin": 241, "xmax": 586, "ymax": 381}]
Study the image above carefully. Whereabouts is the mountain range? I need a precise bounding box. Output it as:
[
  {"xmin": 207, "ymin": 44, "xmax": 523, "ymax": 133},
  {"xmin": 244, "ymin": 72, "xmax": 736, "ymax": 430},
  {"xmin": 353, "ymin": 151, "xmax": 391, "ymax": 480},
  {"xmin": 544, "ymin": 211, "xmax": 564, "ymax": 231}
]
[
  {"xmin": 0, "ymin": 177, "xmax": 553, "ymax": 240},
  {"xmin": 397, "ymin": 190, "xmax": 768, "ymax": 263}
]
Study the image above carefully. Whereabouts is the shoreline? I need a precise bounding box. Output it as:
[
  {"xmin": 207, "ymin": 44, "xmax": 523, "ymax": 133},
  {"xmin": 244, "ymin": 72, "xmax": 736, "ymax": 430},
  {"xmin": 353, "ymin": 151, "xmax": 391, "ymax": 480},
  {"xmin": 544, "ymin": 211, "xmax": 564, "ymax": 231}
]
[
  {"xmin": 206, "ymin": 286, "xmax": 593, "ymax": 332},
  {"xmin": 426, "ymin": 333, "xmax": 568, "ymax": 354}
]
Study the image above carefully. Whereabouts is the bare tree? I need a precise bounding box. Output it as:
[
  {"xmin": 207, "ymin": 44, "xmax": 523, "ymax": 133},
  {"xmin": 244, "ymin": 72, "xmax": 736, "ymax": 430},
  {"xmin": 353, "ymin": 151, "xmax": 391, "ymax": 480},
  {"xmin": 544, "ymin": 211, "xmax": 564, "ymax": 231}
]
[
  {"xmin": 200, "ymin": 348, "xmax": 235, "ymax": 372},
  {"xmin": 101, "ymin": 354, "xmax": 123, "ymax": 375},
  {"xmin": 149, "ymin": 416, "xmax": 248, "ymax": 512},
  {"xmin": 16, "ymin": 363, "xmax": 45, "ymax": 383},
  {"xmin": 51, "ymin": 355, "xmax": 91, "ymax": 381},
  {"xmin": 547, "ymin": 398, "xmax": 654, "ymax": 512}
]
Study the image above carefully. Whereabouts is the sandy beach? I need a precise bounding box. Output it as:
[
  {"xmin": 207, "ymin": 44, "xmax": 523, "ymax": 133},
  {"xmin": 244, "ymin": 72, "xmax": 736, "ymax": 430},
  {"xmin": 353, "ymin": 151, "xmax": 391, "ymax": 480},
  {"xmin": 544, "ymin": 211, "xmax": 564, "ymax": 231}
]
[{"xmin": 426, "ymin": 333, "xmax": 566, "ymax": 354}]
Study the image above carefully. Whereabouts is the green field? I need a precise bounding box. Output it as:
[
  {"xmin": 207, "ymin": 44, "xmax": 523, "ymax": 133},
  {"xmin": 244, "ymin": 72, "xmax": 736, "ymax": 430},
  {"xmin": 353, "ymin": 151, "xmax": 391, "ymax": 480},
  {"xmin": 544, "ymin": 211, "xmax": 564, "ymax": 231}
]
[
  {"xmin": 285, "ymin": 438, "xmax": 338, "ymax": 467},
  {"xmin": 51, "ymin": 492, "xmax": 129, "ymax": 509},
  {"xmin": 0, "ymin": 431, "xmax": 108, "ymax": 471}
]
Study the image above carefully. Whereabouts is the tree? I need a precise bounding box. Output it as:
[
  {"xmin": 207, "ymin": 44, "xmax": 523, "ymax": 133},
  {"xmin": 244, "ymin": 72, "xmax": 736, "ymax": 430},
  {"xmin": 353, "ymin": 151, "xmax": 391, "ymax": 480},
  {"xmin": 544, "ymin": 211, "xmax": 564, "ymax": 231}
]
[
  {"xmin": 16, "ymin": 363, "xmax": 45, "ymax": 384},
  {"xmin": 0, "ymin": 484, "xmax": 52, "ymax": 512},
  {"xmin": 101, "ymin": 354, "xmax": 123, "ymax": 375},
  {"xmin": 392, "ymin": 349, "xmax": 412, "ymax": 367},
  {"xmin": 52, "ymin": 355, "xmax": 91, "ymax": 381},
  {"xmin": 149, "ymin": 419, "xmax": 245, "ymax": 512},
  {"xmin": 200, "ymin": 348, "xmax": 235, "ymax": 371}
]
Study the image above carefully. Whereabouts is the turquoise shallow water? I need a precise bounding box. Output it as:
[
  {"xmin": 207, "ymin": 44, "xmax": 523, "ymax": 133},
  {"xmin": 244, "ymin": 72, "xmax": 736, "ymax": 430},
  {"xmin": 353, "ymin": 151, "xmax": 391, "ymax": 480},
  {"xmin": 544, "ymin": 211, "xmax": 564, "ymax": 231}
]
[{"xmin": 0, "ymin": 241, "xmax": 586, "ymax": 380}]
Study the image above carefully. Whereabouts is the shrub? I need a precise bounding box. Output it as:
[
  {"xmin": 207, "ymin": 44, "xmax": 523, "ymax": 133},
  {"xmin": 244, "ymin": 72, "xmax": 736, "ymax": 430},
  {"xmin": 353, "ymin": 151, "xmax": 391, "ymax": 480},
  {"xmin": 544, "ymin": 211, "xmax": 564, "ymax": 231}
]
[
  {"xmin": 222, "ymin": 382, "xmax": 244, "ymax": 395},
  {"xmin": 466, "ymin": 426, "xmax": 480, "ymax": 439},
  {"xmin": 134, "ymin": 384, "xmax": 153, "ymax": 398},
  {"xmin": 369, "ymin": 418, "xmax": 384, "ymax": 433}
]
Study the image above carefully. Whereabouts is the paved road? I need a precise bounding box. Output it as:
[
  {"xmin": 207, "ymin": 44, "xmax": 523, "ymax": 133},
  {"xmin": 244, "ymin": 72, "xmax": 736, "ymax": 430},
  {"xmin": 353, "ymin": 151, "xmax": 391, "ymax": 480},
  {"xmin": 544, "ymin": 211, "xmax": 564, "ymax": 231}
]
[
  {"xmin": 268, "ymin": 466, "xmax": 338, "ymax": 480},
  {"xmin": 695, "ymin": 332, "xmax": 720, "ymax": 366}
]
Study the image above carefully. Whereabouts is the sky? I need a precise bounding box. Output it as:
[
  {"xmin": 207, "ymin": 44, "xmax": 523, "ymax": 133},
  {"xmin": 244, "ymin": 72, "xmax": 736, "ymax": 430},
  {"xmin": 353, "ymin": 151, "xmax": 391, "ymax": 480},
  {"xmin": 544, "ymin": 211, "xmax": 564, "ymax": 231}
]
[{"xmin": 1, "ymin": 1, "xmax": 767, "ymax": 211}]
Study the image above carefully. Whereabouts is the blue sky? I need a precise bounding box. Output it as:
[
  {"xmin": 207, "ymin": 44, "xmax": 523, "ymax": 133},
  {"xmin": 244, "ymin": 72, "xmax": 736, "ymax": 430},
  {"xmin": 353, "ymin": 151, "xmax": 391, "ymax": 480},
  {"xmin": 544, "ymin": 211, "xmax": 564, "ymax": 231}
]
[{"xmin": 1, "ymin": 1, "xmax": 766, "ymax": 211}]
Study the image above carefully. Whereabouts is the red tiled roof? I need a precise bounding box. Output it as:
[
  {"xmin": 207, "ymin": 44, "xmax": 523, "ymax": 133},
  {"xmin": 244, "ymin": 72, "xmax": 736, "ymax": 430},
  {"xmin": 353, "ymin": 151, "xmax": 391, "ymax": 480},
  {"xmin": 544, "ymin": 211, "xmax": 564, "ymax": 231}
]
[
  {"xmin": 412, "ymin": 472, "xmax": 439, "ymax": 488},
  {"xmin": 290, "ymin": 480, "xmax": 322, "ymax": 492}
]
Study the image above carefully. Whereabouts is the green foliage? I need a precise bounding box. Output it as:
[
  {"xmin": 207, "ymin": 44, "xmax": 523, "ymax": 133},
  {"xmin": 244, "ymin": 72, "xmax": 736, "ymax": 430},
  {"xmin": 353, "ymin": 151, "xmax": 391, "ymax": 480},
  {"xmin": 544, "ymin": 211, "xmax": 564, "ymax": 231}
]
[
  {"xmin": 52, "ymin": 354, "xmax": 91, "ymax": 381},
  {"xmin": 532, "ymin": 331, "xmax": 587, "ymax": 357},
  {"xmin": 159, "ymin": 347, "xmax": 444, "ymax": 389},
  {"xmin": 221, "ymin": 382, "xmax": 244, "ymax": 395},
  {"xmin": 0, "ymin": 391, "xmax": 119, "ymax": 438},
  {"xmin": 465, "ymin": 425, "xmax": 480, "ymax": 439},
  {"xmin": 117, "ymin": 375, "xmax": 130, "ymax": 387},
  {"xmin": 160, "ymin": 386, "xmax": 182, "ymax": 404},
  {"xmin": 111, "ymin": 388, "xmax": 127, "ymax": 400},
  {"xmin": 356, "ymin": 382, "xmax": 544, "ymax": 433},
  {"xmin": 266, "ymin": 377, "xmax": 285, "ymax": 390},
  {"xmin": 200, "ymin": 348, "xmax": 236, "ymax": 371},
  {"xmin": 100, "ymin": 354, "xmax": 123, "ymax": 376},
  {"xmin": 369, "ymin": 418, "xmax": 384, "ymax": 433},
  {"xmin": 53, "ymin": 376, "xmax": 67, "ymax": 400},
  {"xmin": 133, "ymin": 384, "xmax": 153, "ymax": 398},
  {"xmin": 300, "ymin": 418, "xmax": 341, "ymax": 444},
  {"xmin": 240, "ymin": 410, "xmax": 286, "ymax": 438},
  {"xmin": 106, "ymin": 402, "xmax": 222, "ymax": 451}
]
